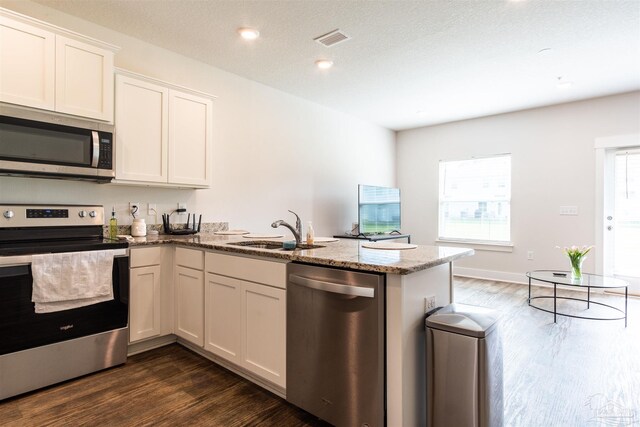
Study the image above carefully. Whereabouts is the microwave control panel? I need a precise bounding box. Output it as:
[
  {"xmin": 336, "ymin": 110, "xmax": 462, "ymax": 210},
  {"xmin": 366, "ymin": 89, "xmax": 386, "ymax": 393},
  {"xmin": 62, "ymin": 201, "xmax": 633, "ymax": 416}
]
[{"xmin": 97, "ymin": 135, "xmax": 112, "ymax": 169}]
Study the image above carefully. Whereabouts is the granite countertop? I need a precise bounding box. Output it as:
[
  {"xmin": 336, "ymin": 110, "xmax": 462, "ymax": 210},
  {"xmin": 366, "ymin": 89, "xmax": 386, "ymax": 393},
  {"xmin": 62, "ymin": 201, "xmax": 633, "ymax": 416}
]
[{"xmin": 128, "ymin": 233, "xmax": 474, "ymax": 275}]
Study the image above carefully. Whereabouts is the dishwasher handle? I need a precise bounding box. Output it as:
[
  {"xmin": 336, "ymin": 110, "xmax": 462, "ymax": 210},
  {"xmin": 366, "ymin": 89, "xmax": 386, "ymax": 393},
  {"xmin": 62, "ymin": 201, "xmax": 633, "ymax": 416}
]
[{"xmin": 289, "ymin": 274, "xmax": 375, "ymax": 298}]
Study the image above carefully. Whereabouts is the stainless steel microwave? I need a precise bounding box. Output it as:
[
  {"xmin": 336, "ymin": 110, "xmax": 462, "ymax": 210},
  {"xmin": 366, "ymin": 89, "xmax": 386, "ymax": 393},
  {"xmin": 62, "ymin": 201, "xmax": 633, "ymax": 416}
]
[{"xmin": 0, "ymin": 106, "xmax": 115, "ymax": 183}]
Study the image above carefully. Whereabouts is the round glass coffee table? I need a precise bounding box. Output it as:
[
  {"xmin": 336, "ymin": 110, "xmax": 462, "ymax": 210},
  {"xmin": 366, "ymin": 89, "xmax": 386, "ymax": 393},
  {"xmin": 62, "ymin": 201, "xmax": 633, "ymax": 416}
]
[{"xmin": 526, "ymin": 270, "xmax": 628, "ymax": 327}]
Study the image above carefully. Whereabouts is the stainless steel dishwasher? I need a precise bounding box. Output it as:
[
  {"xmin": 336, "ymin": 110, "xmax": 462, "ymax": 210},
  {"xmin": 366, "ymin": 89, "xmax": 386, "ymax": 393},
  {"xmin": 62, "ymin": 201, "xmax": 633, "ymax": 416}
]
[{"xmin": 286, "ymin": 262, "xmax": 385, "ymax": 427}]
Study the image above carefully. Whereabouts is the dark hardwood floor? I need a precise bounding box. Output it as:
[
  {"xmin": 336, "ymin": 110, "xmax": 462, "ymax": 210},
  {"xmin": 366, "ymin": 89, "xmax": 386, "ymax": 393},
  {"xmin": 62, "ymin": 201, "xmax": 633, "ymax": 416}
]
[
  {"xmin": 0, "ymin": 343, "xmax": 327, "ymax": 427},
  {"xmin": 455, "ymin": 277, "xmax": 639, "ymax": 427},
  {"xmin": 1, "ymin": 277, "xmax": 637, "ymax": 426}
]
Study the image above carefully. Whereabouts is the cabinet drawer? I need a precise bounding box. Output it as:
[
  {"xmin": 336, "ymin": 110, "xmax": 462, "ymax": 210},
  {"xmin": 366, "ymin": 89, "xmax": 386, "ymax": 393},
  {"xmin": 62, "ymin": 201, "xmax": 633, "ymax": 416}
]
[
  {"xmin": 130, "ymin": 246, "xmax": 162, "ymax": 268},
  {"xmin": 205, "ymin": 252, "xmax": 287, "ymax": 289},
  {"xmin": 176, "ymin": 247, "xmax": 204, "ymax": 270}
]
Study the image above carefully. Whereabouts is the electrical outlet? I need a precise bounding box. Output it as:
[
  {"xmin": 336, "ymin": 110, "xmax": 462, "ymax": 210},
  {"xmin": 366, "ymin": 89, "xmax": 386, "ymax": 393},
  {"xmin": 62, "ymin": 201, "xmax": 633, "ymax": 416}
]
[
  {"xmin": 527, "ymin": 251, "xmax": 534, "ymax": 260},
  {"xmin": 425, "ymin": 296, "xmax": 436, "ymax": 313},
  {"xmin": 148, "ymin": 203, "xmax": 156, "ymax": 215},
  {"xmin": 177, "ymin": 202, "xmax": 187, "ymax": 213},
  {"xmin": 129, "ymin": 202, "xmax": 140, "ymax": 216}
]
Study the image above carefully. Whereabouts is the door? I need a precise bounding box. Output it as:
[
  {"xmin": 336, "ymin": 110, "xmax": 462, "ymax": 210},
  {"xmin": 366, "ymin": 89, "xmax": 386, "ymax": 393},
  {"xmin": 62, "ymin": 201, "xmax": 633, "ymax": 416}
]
[
  {"xmin": 129, "ymin": 265, "xmax": 161, "ymax": 343},
  {"xmin": 115, "ymin": 74, "xmax": 169, "ymax": 183},
  {"xmin": 55, "ymin": 35, "xmax": 114, "ymax": 121},
  {"xmin": 604, "ymin": 147, "xmax": 640, "ymax": 295},
  {"xmin": 168, "ymin": 90, "xmax": 213, "ymax": 187},
  {"xmin": 241, "ymin": 281, "xmax": 286, "ymax": 388},
  {"xmin": 175, "ymin": 266, "xmax": 204, "ymax": 346},
  {"xmin": 0, "ymin": 16, "xmax": 55, "ymax": 110},
  {"xmin": 204, "ymin": 273, "xmax": 242, "ymax": 363}
]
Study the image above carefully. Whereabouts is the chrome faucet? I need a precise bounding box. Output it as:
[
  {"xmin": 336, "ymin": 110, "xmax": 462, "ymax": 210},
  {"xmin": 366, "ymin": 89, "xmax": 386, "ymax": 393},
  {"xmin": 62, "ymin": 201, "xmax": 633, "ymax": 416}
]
[{"xmin": 271, "ymin": 210, "xmax": 302, "ymax": 244}]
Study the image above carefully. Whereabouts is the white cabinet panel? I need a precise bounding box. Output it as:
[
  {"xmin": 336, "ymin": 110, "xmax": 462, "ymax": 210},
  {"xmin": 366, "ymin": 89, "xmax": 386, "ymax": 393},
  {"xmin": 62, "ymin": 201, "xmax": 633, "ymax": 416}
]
[
  {"xmin": 205, "ymin": 273, "xmax": 242, "ymax": 363},
  {"xmin": 0, "ymin": 16, "xmax": 54, "ymax": 110},
  {"xmin": 129, "ymin": 265, "xmax": 161, "ymax": 343},
  {"xmin": 115, "ymin": 74, "xmax": 168, "ymax": 183},
  {"xmin": 55, "ymin": 35, "xmax": 114, "ymax": 121},
  {"xmin": 204, "ymin": 252, "xmax": 287, "ymax": 387},
  {"xmin": 205, "ymin": 252, "xmax": 287, "ymax": 289},
  {"xmin": 242, "ymin": 281, "xmax": 286, "ymax": 388},
  {"xmin": 175, "ymin": 246, "xmax": 204, "ymax": 270},
  {"xmin": 130, "ymin": 246, "xmax": 162, "ymax": 268},
  {"xmin": 175, "ymin": 265, "xmax": 204, "ymax": 346},
  {"xmin": 114, "ymin": 71, "xmax": 213, "ymax": 188},
  {"xmin": 168, "ymin": 90, "xmax": 213, "ymax": 187}
]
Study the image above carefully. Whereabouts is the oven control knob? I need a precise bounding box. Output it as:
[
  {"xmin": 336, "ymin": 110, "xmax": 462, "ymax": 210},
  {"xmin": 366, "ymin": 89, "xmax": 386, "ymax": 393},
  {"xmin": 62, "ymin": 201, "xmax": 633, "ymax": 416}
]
[
  {"xmin": 3, "ymin": 210, "xmax": 14, "ymax": 219},
  {"xmin": 89, "ymin": 210, "xmax": 97, "ymax": 218},
  {"xmin": 78, "ymin": 210, "xmax": 87, "ymax": 218}
]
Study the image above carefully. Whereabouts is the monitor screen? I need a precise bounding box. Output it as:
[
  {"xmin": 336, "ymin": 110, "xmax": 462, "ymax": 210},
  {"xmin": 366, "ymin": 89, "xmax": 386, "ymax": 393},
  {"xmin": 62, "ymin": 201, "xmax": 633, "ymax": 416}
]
[{"xmin": 358, "ymin": 185, "xmax": 401, "ymax": 234}]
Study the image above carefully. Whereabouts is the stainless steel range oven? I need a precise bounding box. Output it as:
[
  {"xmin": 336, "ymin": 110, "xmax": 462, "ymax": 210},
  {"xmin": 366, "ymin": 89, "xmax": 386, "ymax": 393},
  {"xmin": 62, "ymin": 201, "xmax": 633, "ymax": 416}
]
[{"xmin": 0, "ymin": 204, "xmax": 129, "ymax": 400}]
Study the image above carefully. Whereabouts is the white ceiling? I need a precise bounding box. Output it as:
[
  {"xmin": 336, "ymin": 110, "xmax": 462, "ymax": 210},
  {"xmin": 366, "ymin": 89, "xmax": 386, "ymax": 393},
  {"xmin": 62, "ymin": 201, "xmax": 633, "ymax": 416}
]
[{"xmin": 33, "ymin": 0, "xmax": 640, "ymax": 130}]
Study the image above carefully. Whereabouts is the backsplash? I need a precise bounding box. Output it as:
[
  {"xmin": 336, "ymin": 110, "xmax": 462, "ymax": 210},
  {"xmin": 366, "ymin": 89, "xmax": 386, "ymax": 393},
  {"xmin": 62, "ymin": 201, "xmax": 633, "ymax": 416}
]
[{"xmin": 103, "ymin": 222, "xmax": 228, "ymax": 237}]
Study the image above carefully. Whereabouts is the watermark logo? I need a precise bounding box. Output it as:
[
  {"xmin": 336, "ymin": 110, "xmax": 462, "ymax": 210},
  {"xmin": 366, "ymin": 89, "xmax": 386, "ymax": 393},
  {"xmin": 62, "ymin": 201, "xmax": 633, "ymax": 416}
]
[{"xmin": 585, "ymin": 394, "xmax": 637, "ymax": 426}]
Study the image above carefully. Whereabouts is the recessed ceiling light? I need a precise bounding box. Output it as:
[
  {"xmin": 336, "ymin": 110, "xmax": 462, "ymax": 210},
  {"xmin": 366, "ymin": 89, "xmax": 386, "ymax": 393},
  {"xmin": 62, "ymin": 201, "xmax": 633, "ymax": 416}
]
[
  {"xmin": 238, "ymin": 27, "xmax": 259, "ymax": 40},
  {"xmin": 315, "ymin": 59, "xmax": 334, "ymax": 69}
]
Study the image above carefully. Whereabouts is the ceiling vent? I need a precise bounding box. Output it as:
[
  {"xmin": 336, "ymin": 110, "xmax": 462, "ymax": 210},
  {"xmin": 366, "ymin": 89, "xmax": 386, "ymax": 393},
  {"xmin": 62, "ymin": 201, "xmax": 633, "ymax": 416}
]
[{"xmin": 314, "ymin": 29, "xmax": 350, "ymax": 47}]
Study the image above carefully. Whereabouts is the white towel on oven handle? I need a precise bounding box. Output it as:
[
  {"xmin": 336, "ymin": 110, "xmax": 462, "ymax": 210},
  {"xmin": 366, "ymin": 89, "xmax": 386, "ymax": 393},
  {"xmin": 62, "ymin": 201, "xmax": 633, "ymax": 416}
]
[{"xmin": 31, "ymin": 250, "xmax": 116, "ymax": 313}]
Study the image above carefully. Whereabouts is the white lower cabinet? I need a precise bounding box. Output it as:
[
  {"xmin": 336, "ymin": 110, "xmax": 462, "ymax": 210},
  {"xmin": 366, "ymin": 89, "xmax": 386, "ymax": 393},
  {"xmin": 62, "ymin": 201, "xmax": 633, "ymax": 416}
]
[
  {"xmin": 175, "ymin": 265, "xmax": 204, "ymax": 346},
  {"xmin": 174, "ymin": 247, "xmax": 205, "ymax": 346},
  {"xmin": 205, "ymin": 273, "xmax": 242, "ymax": 363},
  {"xmin": 129, "ymin": 265, "xmax": 161, "ymax": 342},
  {"xmin": 129, "ymin": 247, "xmax": 163, "ymax": 344},
  {"xmin": 241, "ymin": 281, "xmax": 286, "ymax": 387},
  {"xmin": 205, "ymin": 252, "xmax": 287, "ymax": 388}
]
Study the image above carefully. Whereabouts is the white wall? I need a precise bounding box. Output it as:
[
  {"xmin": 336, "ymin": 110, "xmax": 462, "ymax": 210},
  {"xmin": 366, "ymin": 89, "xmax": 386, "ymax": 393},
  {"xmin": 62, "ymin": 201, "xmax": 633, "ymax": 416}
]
[
  {"xmin": 397, "ymin": 92, "xmax": 640, "ymax": 281},
  {"xmin": 0, "ymin": 1, "xmax": 395, "ymax": 235}
]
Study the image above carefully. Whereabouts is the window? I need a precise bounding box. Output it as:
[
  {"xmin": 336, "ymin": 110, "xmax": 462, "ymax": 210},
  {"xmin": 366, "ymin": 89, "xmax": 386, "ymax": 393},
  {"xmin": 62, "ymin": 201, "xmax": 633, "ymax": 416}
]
[{"xmin": 438, "ymin": 154, "xmax": 511, "ymax": 243}]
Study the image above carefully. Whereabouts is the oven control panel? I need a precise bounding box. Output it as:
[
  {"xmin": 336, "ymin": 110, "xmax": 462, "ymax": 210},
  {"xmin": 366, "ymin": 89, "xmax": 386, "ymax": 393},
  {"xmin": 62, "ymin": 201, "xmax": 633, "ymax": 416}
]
[
  {"xmin": 26, "ymin": 209, "xmax": 69, "ymax": 219},
  {"xmin": 0, "ymin": 205, "xmax": 104, "ymax": 227}
]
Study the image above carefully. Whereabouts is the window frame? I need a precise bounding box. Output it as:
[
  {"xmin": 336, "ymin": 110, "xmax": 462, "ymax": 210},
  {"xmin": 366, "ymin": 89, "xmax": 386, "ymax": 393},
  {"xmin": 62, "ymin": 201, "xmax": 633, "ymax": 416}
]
[{"xmin": 437, "ymin": 154, "xmax": 513, "ymax": 247}]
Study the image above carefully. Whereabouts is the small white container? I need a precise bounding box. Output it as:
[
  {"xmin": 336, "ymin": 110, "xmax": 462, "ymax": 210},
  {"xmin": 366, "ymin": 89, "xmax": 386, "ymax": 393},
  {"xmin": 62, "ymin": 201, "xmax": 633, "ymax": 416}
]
[{"xmin": 131, "ymin": 218, "xmax": 147, "ymax": 237}]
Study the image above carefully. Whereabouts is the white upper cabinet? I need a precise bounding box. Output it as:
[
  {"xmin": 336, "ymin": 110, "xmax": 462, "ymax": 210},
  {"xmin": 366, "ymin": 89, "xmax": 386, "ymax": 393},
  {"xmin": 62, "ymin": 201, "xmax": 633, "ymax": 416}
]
[
  {"xmin": 0, "ymin": 16, "xmax": 55, "ymax": 110},
  {"xmin": 55, "ymin": 35, "xmax": 114, "ymax": 121},
  {"xmin": 114, "ymin": 70, "xmax": 214, "ymax": 188},
  {"xmin": 115, "ymin": 74, "xmax": 168, "ymax": 183},
  {"xmin": 0, "ymin": 10, "xmax": 117, "ymax": 121},
  {"xmin": 168, "ymin": 90, "xmax": 213, "ymax": 187}
]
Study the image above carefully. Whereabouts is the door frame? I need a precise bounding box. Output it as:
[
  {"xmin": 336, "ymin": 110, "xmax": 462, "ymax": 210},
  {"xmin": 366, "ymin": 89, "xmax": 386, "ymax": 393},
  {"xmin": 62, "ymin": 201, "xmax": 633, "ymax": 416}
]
[{"xmin": 594, "ymin": 133, "xmax": 640, "ymax": 276}]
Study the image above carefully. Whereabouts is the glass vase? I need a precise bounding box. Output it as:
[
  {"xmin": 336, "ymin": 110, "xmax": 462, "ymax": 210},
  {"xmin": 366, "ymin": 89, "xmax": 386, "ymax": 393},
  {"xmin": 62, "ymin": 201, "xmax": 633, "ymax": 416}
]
[{"xmin": 570, "ymin": 257, "xmax": 584, "ymax": 281}]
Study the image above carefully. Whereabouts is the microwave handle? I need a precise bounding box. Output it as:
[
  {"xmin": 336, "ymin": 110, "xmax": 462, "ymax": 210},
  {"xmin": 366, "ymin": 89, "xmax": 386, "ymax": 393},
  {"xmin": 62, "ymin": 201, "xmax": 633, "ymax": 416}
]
[{"xmin": 91, "ymin": 131, "xmax": 99, "ymax": 167}]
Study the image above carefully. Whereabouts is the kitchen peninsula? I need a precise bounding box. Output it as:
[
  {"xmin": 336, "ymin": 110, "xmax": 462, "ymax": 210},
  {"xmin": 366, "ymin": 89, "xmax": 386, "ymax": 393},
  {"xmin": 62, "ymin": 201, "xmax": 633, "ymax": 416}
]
[{"xmin": 128, "ymin": 233, "xmax": 473, "ymax": 427}]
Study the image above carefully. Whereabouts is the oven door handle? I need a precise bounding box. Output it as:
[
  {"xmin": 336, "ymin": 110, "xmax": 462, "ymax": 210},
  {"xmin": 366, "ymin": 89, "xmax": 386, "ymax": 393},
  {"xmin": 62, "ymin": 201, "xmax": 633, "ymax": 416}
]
[{"xmin": 0, "ymin": 249, "xmax": 127, "ymax": 267}]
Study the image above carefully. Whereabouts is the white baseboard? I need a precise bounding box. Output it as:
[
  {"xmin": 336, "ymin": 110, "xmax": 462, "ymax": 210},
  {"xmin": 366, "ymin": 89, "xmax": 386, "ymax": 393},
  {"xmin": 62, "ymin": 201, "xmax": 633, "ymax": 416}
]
[
  {"xmin": 127, "ymin": 334, "xmax": 177, "ymax": 356},
  {"xmin": 453, "ymin": 267, "xmax": 611, "ymax": 295},
  {"xmin": 453, "ymin": 267, "xmax": 529, "ymax": 285}
]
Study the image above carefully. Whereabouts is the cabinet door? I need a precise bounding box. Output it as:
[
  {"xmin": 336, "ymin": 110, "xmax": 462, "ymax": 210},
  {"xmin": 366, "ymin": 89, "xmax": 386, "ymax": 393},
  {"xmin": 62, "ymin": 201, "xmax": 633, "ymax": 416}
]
[
  {"xmin": 115, "ymin": 74, "xmax": 168, "ymax": 183},
  {"xmin": 241, "ymin": 282, "xmax": 286, "ymax": 388},
  {"xmin": 0, "ymin": 16, "xmax": 55, "ymax": 110},
  {"xmin": 129, "ymin": 265, "xmax": 161, "ymax": 343},
  {"xmin": 175, "ymin": 266, "xmax": 204, "ymax": 346},
  {"xmin": 55, "ymin": 35, "xmax": 114, "ymax": 121},
  {"xmin": 204, "ymin": 273, "xmax": 242, "ymax": 363},
  {"xmin": 168, "ymin": 90, "xmax": 213, "ymax": 187}
]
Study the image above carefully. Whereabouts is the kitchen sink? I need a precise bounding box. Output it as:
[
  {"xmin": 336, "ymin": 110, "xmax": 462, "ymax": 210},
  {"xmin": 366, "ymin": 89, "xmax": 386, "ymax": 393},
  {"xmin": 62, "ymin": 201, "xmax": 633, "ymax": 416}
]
[{"xmin": 227, "ymin": 241, "xmax": 325, "ymax": 250}]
